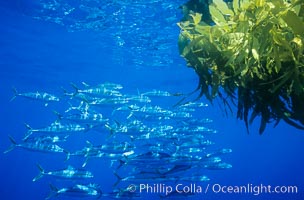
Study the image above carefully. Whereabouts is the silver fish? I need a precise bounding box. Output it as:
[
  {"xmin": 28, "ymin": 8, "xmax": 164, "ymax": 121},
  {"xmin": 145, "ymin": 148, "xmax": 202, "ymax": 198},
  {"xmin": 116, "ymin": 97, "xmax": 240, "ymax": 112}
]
[
  {"xmin": 205, "ymin": 148, "xmax": 233, "ymax": 158},
  {"xmin": 102, "ymin": 187, "xmax": 140, "ymax": 199},
  {"xmin": 33, "ymin": 164, "xmax": 94, "ymax": 181},
  {"xmin": 142, "ymin": 89, "xmax": 172, "ymax": 97},
  {"xmin": 204, "ymin": 162, "xmax": 233, "ymax": 170},
  {"xmin": 54, "ymin": 110, "xmax": 109, "ymax": 125},
  {"xmin": 4, "ymin": 135, "xmax": 66, "ymax": 154},
  {"xmin": 23, "ymin": 121, "xmax": 91, "ymax": 140},
  {"xmin": 71, "ymin": 82, "xmax": 122, "ymax": 97},
  {"xmin": 46, "ymin": 183, "xmax": 102, "ymax": 199},
  {"xmin": 10, "ymin": 87, "xmax": 60, "ymax": 106},
  {"xmin": 23, "ymin": 135, "xmax": 69, "ymax": 143}
]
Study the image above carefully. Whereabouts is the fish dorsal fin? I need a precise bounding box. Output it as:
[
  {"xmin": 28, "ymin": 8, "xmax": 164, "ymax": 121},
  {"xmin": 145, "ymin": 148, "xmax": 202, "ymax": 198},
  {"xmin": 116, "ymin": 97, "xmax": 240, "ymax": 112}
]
[
  {"xmin": 137, "ymin": 88, "xmax": 141, "ymax": 96},
  {"xmin": 51, "ymin": 120, "xmax": 61, "ymax": 126},
  {"xmin": 67, "ymin": 165, "xmax": 74, "ymax": 170},
  {"xmin": 88, "ymin": 183, "xmax": 99, "ymax": 188},
  {"xmin": 53, "ymin": 110, "xmax": 63, "ymax": 120},
  {"xmin": 70, "ymin": 83, "xmax": 81, "ymax": 97},
  {"xmin": 81, "ymin": 82, "xmax": 90, "ymax": 87},
  {"xmin": 86, "ymin": 140, "xmax": 93, "ymax": 147}
]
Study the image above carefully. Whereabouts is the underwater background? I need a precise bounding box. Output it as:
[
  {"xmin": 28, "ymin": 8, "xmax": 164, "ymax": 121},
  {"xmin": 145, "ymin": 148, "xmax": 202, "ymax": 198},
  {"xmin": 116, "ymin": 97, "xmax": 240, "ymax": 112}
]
[{"xmin": 0, "ymin": 0, "xmax": 304, "ymax": 200}]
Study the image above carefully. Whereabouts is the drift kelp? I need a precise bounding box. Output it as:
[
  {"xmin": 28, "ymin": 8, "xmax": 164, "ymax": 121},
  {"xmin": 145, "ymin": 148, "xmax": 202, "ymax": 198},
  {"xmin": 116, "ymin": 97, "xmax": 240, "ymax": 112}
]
[{"xmin": 178, "ymin": 0, "xmax": 304, "ymax": 133}]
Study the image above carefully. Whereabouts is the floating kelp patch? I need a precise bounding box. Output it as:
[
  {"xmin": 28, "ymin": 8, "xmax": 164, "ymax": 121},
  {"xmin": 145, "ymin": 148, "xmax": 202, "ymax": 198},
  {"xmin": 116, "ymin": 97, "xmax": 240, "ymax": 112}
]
[{"xmin": 178, "ymin": 0, "xmax": 304, "ymax": 133}]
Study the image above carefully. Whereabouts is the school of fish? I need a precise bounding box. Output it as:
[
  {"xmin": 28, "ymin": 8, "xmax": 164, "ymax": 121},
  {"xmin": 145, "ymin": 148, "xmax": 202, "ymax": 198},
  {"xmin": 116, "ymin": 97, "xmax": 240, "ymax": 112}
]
[{"xmin": 5, "ymin": 82, "xmax": 232, "ymax": 199}]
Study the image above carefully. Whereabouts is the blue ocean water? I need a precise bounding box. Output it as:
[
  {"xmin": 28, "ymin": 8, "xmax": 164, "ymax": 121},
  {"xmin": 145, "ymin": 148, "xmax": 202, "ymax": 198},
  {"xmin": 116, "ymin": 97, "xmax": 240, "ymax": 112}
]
[{"xmin": 1, "ymin": 1, "xmax": 304, "ymax": 200}]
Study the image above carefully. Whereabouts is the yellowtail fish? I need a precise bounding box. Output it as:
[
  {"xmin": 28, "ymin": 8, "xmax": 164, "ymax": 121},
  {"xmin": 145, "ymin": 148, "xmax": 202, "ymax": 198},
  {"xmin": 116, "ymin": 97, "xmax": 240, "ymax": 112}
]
[
  {"xmin": 33, "ymin": 164, "xmax": 94, "ymax": 181},
  {"xmin": 23, "ymin": 121, "xmax": 92, "ymax": 140},
  {"xmin": 46, "ymin": 183, "xmax": 102, "ymax": 199},
  {"xmin": 10, "ymin": 87, "xmax": 60, "ymax": 106},
  {"xmin": 4, "ymin": 135, "xmax": 66, "ymax": 154}
]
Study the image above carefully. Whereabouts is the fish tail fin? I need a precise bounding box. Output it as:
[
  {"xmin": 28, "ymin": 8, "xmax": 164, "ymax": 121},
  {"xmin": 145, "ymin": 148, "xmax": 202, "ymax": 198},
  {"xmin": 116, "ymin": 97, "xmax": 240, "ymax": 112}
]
[
  {"xmin": 113, "ymin": 171, "xmax": 122, "ymax": 187},
  {"xmin": 65, "ymin": 102, "xmax": 75, "ymax": 113},
  {"xmin": 65, "ymin": 151, "xmax": 71, "ymax": 161},
  {"xmin": 33, "ymin": 163, "xmax": 45, "ymax": 182},
  {"xmin": 171, "ymin": 141, "xmax": 180, "ymax": 154},
  {"xmin": 110, "ymin": 160, "xmax": 115, "ymax": 167},
  {"xmin": 23, "ymin": 123, "xmax": 33, "ymax": 140},
  {"xmin": 129, "ymin": 135, "xmax": 135, "ymax": 142},
  {"xmin": 172, "ymin": 96, "xmax": 187, "ymax": 107},
  {"xmin": 116, "ymin": 159, "xmax": 125, "ymax": 170},
  {"xmin": 105, "ymin": 123, "xmax": 115, "ymax": 138},
  {"xmin": 49, "ymin": 184, "xmax": 58, "ymax": 192},
  {"xmin": 107, "ymin": 129, "xmax": 115, "ymax": 139},
  {"xmin": 61, "ymin": 86, "xmax": 67, "ymax": 93},
  {"xmin": 70, "ymin": 82, "xmax": 79, "ymax": 95},
  {"xmin": 82, "ymin": 154, "xmax": 90, "ymax": 167},
  {"xmin": 84, "ymin": 124, "xmax": 93, "ymax": 132},
  {"xmin": 63, "ymin": 135, "xmax": 69, "ymax": 141},
  {"xmin": 53, "ymin": 110, "xmax": 63, "ymax": 120},
  {"xmin": 126, "ymin": 112, "xmax": 133, "ymax": 119},
  {"xmin": 24, "ymin": 123, "xmax": 32, "ymax": 130},
  {"xmin": 10, "ymin": 87, "xmax": 18, "ymax": 102},
  {"xmin": 114, "ymin": 120, "xmax": 121, "ymax": 126},
  {"xmin": 46, "ymin": 184, "xmax": 58, "ymax": 200},
  {"xmin": 63, "ymin": 149, "xmax": 70, "ymax": 158},
  {"xmin": 111, "ymin": 109, "xmax": 117, "ymax": 116},
  {"xmin": 61, "ymin": 86, "xmax": 71, "ymax": 98},
  {"xmin": 79, "ymin": 96, "xmax": 89, "ymax": 104},
  {"xmin": 3, "ymin": 135, "xmax": 17, "ymax": 154},
  {"xmin": 156, "ymin": 168, "xmax": 163, "ymax": 175}
]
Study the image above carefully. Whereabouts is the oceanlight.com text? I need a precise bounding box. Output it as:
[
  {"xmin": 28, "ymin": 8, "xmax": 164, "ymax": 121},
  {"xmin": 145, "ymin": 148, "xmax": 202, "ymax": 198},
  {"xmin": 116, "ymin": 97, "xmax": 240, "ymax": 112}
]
[
  {"xmin": 210, "ymin": 183, "xmax": 298, "ymax": 195},
  {"xmin": 132, "ymin": 183, "xmax": 298, "ymax": 196}
]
